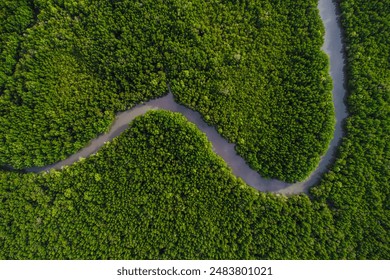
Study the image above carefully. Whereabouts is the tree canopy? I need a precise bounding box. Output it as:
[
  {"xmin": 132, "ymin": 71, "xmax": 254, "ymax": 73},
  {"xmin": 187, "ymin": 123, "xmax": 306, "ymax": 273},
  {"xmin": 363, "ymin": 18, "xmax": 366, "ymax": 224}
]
[{"xmin": 0, "ymin": 0, "xmax": 389, "ymax": 259}]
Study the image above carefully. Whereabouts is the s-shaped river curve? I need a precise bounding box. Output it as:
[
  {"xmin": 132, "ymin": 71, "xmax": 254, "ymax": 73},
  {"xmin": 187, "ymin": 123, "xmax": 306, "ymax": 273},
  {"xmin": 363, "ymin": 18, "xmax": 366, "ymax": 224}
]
[{"xmin": 25, "ymin": 0, "xmax": 348, "ymax": 195}]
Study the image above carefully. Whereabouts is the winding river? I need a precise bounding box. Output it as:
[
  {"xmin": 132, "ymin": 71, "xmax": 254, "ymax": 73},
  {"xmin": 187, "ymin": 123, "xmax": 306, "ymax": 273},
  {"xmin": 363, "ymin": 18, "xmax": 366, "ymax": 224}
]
[{"xmin": 25, "ymin": 0, "xmax": 348, "ymax": 195}]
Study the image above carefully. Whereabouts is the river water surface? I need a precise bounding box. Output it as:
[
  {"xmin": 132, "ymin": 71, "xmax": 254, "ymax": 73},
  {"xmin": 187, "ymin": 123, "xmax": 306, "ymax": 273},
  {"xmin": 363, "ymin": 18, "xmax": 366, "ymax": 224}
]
[{"xmin": 26, "ymin": 0, "xmax": 348, "ymax": 195}]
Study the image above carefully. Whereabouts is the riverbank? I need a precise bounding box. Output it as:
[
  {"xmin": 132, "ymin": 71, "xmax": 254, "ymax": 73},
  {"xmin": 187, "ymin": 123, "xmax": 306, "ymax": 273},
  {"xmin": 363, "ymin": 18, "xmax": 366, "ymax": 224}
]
[{"xmin": 18, "ymin": 0, "xmax": 347, "ymax": 195}]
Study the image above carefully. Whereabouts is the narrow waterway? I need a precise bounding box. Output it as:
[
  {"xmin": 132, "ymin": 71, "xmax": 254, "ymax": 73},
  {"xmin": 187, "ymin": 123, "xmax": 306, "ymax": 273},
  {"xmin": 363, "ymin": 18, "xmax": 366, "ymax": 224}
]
[{"xmin": 26, "ymin": 0, "xmax": 348, "ymax": 195}]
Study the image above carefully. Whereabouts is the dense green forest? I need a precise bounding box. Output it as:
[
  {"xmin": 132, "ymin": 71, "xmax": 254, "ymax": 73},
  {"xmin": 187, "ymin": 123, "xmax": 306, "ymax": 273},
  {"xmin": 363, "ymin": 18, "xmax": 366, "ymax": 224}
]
[
  {"xmin": 166, "ymin": 0, "xmax": 334, "ymax": 182},
  {"xmin": 0, "ymin": 110, "xmax": 341, "ymax": 259},
  {"xmin": 0, "ymin": 0, "xmax": 168, "ymax": 168},
  {"xmin": 0, "ymin": 0, "xmax": 334, "ymax": 182},
  {"xmin": 310, "ymin": 0, "xmax": 390, "ymax": 258},
  {"xmin": 0, "ymin": 0, "xmax": 389, "ymax": 259}
]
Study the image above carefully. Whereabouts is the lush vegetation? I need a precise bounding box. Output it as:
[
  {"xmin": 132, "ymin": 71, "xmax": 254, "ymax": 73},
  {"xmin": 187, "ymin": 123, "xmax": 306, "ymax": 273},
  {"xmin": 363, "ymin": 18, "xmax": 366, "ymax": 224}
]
[
  {"xmin": 310, "ymin": 0, "xmax": 390, "ymax": 258},
  {"xmin": 0, "ymin": 110, "xmax": 340, "ymax": 259},
  {"xmin": 166, "ymin": 0, "xmax": 335, "ymax": 182},
  {"xmin": 0, "ymin": 0, "xmax": 167, "ymax": 168},
  {"xmin": 0, "ymin": 0, "xmax": 35, "ymax": 92},
  {"xmin": 0, "ymin": 0, "xmax": 335, "ymax": 182},
  {"xmin": 0, "ymin": 0, "xmax": 388, "ymax": 259}
]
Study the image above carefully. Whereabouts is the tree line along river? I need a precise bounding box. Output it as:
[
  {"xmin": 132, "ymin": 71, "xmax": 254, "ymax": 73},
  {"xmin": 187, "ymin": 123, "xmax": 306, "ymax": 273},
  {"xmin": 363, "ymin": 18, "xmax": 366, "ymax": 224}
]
[{"xmin": 24, "ymin": 0, "xmax": 348, "ymax": 195}]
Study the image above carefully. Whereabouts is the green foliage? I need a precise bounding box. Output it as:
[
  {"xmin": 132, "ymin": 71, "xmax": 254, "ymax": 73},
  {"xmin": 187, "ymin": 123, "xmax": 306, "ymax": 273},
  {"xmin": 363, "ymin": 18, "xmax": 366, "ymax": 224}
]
[
  {"xmin": 0, "ymin": 0, "xmax": 334, "ymax": 182},
  {"xmin": 0, "ymin": 0, "xmax": 167, "ymax": 168},
  {"xmin": 311, "ymin": 0, "xmax": 390, "ymax": 259},
  {"xmin": 0, "ymin": 111, "xmax": 338, "ymax": 259},
  {"xmin": 0, "ymin": 0, "xmax": 35, "ymax": 91},
  {"xmin": 0, "ymin": 0, "xmax": 388, "ymax": 260},
  {"xmin": 166, "ymin": 0, "xmax": 335, "ymax": 182}
]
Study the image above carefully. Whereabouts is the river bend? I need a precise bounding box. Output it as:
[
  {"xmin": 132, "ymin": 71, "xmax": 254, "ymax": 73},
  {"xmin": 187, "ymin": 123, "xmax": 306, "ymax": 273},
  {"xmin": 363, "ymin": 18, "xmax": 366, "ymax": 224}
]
[{"xmin": 25, "ymin": 0, "xmax": 348, "ymax": 195}]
